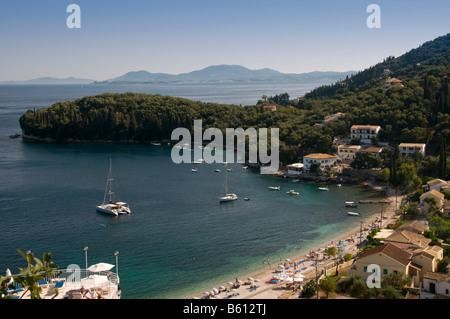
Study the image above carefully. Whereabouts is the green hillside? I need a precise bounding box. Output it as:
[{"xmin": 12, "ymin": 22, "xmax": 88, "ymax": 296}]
[{"xmin": 19, "ymin": 34, "xmax": 450, "ymax": 180}]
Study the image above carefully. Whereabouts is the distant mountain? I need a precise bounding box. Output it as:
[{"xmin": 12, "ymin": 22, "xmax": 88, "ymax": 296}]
[
  {"xmin": 99, "ymin": 65, "xmax": 355, "ymax": 84},
  {"xmin": 0, "ymin": 77, "xmax": 94, "ymax": 85}
]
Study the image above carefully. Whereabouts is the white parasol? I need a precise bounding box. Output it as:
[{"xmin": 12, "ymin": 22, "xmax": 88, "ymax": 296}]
[{"xmin": 87, "ymin": 262, "xmax": 115, "ymax": 272}]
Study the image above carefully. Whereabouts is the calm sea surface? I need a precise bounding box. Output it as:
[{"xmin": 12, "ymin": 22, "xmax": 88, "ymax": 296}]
[{"xmin": 0, "ymin": 83, "xmax": 384, "ymax": 299}]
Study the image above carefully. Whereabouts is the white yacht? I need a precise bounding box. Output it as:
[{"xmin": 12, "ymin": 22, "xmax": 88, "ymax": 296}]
[
  {"xmin": 96, "ymin": 159, "xmax": 132, "ymax": 216},
  {"xmin": 219, "ymin": 170, "xmax": 237, "ymax": 202}
]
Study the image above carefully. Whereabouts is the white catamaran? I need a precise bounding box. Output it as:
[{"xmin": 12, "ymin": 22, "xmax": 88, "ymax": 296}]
[{"xmin": 96, "ymin": 159, "xmax": 132, "ymax": 216}]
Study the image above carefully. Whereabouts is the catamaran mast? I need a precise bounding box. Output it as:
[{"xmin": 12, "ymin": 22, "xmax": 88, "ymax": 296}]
[{"xmin": 103, "ymin": 158, "xmax": 115, "ymax": 204}]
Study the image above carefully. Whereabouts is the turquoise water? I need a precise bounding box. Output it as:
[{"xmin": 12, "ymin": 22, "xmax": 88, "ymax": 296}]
[{"xmin": 0, "ymin": 84, "xmax": 385, "ymax": 299}]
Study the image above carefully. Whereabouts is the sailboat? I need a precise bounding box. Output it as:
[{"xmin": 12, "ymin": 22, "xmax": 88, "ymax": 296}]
[
  {"xmin": 219, "ymin": 170, "xmax": 238, "ymax": 202},
  {"xmin": 96, "ymin": 158, "xmax": 132, "ymax": 216}
]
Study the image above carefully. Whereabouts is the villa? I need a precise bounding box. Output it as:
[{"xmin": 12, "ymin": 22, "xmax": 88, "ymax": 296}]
[
  {"xmin": 384, "ymin": 77, "xmax": 404, "ymax": 90},
  {"xmin": 349, "ymin": 242, "xmax": 444, "ymax": 288},
  {"xmin": 399, "ymin": 143, "xmax": 426, "ymax": 157},
  {"xmin": 419, "ymin": 189, "xmax": 445, "ymax": 214},
  {"xmin": 263, "ymin": 105, "xmax": 277, "ymax": 112},
  {"xmin": 426, "ymin": 178, "xmax": 449, "ymax": 192},
  {"xmin": 337, "ymin": 144, "xmax": 361, "ymax": 162},
  {"xmin": 303, "ymin": 153, "xmax": 337, "ymax": 171},
  {"xmin": 350, "ymin": 125, "xmax": 381, "ymax": 144},
  {"xmin": 348, "ymin": 243, "xmax": 421, "ymax": 287}
]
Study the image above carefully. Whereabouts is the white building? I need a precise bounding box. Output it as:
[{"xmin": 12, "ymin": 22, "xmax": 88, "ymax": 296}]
[
  {"xmin": 420, "ymin": 272, "xmax": 450, "ymax": 299},
  {"xmin": 303, "ymin": 153, "xmax": 337, "ymax": 171},
  {"xmin": 427, "ymin": 179, "xmax": 449, "ymax": 192},
  {"xmin": 286, "ymin": 163, "xmax": 303, "ymax": 175},
  {"xmin": 337, "ymin": 144, "xmax": 361, "ymax": 162},
  {"xmin": 350, "ymin": 125, "xmax": 381, "ymax": 144},
  {"xmin": 399, "ymin": 143, "xmax": 426, "ymax": 157}
]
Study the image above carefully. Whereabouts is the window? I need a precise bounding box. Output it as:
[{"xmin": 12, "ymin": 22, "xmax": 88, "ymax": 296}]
[
  {"xmin": 383, "ymin": 269, "xmax": 388, "ymax": 275},
  {"xmin": 363, "ymin": 266, "xmax": 367, "ymax": 272}
]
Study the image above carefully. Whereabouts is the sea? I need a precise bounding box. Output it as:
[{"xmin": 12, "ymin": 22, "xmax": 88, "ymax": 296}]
[{"xmin": 0, "ymin": 82, "xmax": 385, "ymax": 299}]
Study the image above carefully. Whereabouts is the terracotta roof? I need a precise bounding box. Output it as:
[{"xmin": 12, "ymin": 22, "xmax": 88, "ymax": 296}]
[
  {"xmin": 385, "ymin": 229, "xmax": 431, "ymax": 248},
  {"xmin": 427, "ymin": 179, "xmax": 448, "ymax": 187},
  {"xmin": 420, "ymin": 189, "xmax": 445, "ymax": 200},
  {"xmin": 359, "ymin": 243, "xmax": 412, "ymax": 266},
  {"xmin": 423, "ymin": 272, "xmax": 450, "ymax": 282},
  {"xmin": 413, "ymin": 251, "xmax": 435, "ymax": 260},
  {"xmin": 351, "ymin": 125, "xmax": 381, "ymax": 130},
  {"xmin": 304, "ymin": 153, "xmax": 337, "ymax": 160},
  {"xmin": 397, "ymin": 220, "xmax": 429, "ymax": 234},
  {"xmin": 399, "ymin": 143, "xmax": 426, "ymax": 148}
]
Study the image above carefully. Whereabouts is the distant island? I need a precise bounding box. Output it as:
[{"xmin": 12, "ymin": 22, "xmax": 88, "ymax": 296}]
[
  {"xmin": 94, "ymin": 65, "xmax": 356, "ymax": 85},
  {"xmin": 0, "ymin": 76, "xmax": 94, "ymax": 85},
  {"xmin": 1, "ymin": 65, "xmax": 355, "ymax": 85}
]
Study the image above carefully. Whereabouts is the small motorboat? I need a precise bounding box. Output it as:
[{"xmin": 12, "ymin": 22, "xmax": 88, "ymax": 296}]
[
  {"xmin": 226, "ymin": 168, "xmax": 233, "ymax": 172},
  {"xmin": 192, "ymin": 168, "xmax": 198, "ymax": 172},
  {"xmin": 348, "ymin": 212, "xmax": 360, "ymax": 216},
  {"xmin": 215, "ymin": 169, "xmax": 220, "ymax": 172},
  {"xmin": 345, "ymin": 202, "xmax": 357, "ymax": 207},
  {"xmin": 268, "ymin": 186, "xmax": 281, "ymax": 191},
  {"xmin": 244, "ymin": 198, "xmax": 250, "ymax": 201},
  {"xmin": 318, "ymin": 187, "xmax": 329, "ymax": 191},
  {"xmin": 286, "ymin": 190, "xmax": 299, "ymax": 195}
]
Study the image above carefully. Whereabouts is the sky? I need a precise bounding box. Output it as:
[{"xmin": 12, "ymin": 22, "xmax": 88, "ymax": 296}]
[{"xmin": 0, "ymin": 0, "xmax": 449, "ymax": 82}]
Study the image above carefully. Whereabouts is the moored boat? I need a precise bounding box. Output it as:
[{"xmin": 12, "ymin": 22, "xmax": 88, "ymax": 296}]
[
  {"xmin": 345, "ymin": 201, "xmax": 357, "ymax": 207},
  {"xmin": 268, "ymin": 186, "xmax": 281, "ymax": 190},
  {"xmin": 347, "ymin": 212, "xmax": 360, "ymax": 216},
  {"xmin": 286, "ymin": 190, "xmax": 299, "ymax": 195},
  {"xmin": 96, "ymin": 159, "xmax": 132, "ymax": 216}
]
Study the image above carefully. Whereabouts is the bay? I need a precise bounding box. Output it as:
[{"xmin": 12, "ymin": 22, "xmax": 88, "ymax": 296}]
[{"xmin": 0, "ymin": 82, "xmax": 384, "ymax": 299}]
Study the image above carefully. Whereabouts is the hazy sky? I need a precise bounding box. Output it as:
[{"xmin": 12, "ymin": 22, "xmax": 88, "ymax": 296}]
[{"xmin": 1, "ymin": 0, "xmax": 449, "ymax": 81}]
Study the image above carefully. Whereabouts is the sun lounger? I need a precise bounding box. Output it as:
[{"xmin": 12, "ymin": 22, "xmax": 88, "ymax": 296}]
[{"xmin": 54, "ymin": 281, "xmax": 65, "ymax": 289}]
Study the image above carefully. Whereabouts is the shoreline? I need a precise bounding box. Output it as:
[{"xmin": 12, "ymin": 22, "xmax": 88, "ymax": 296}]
[{"xmin": 184, "ymin": 182, "xmax": 402, "ymax": 300}]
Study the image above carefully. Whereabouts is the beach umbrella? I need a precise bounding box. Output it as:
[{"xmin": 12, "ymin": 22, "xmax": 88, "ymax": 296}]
[
  {"xmin": 247, "ymin": 277, "xmax": 254, "ymax": 281},
  {"xmin": 227, "ymin": 282, "xmax": 233, "ymax": 286},
  {"xmin": 254, "ymin": 279, "xmax": 260, "ymax": 282},
  {"xmin": 294, "ymin": 277, "xmax": 304, "ymax": 282},
  {"xmin": 236, "ymin": 280, "xmax": 242, "ymax": 284},
  {"xmin": 212, "ymin": 288, "xmax": 219, "ymax": 295},
  {"xmin": 219, "ymin": 286, "xmax": 226, "ymax": 290},
  {"xmin": 87, "ymin": 262, "xmax": 115, "ymax": 272},
  {"xmin": 295, "ymin": 273, "xmax": 305, "ymax": 278},
  {"xmin": 5, "ymin": 268, "xmax": 13, "ymax": 286}
]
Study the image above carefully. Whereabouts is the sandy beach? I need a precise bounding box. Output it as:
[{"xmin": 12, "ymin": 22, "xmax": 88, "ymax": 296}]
[{"xmin": 187, "ymin": 183, "xmax": 403, "ymax": 300}]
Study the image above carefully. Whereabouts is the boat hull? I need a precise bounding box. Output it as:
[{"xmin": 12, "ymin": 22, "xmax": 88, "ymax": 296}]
[{"xmin": 219, "ymin": 194, "xmax": 238, "ymax": 202}]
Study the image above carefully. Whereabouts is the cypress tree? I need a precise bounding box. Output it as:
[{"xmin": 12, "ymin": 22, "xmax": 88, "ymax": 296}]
[
  {"xmin": 439, "ymin": 136, "xmax": 448, "ymax": 179},
  {"xmin": 390, "ymin": 145, "xmax": 400, "ymax": 186}
]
